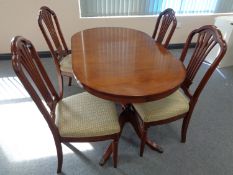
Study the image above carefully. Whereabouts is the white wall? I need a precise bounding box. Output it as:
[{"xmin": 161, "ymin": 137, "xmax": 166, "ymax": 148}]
[{"xmin": 0, "ymin": 0, "xmax": 232, "ymax": 53}]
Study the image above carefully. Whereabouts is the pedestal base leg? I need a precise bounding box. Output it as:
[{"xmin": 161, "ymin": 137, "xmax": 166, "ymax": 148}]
[
  {"xmin": 146, "ymin": 138, "xmax": 163, "ymax": 153},
  {"xmin": 99, "ymin": 105, "xmax": 163, "ymax": 166},
  {"xmin": 99, "ymin": 142, "xmax": 113, "ymax": 166}
]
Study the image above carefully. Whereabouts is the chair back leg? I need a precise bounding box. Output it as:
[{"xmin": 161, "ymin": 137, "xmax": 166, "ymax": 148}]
[
  {"xmin": 181, "ymin": 110, "xmax": 194, "ymax": 143},
  {"xmin": 140, "ymin": 125, "xmax": 148, "ymax": 157},
  {"xmin": 68, "ymin": 77, "xmax": 72, "ymax": 86}
]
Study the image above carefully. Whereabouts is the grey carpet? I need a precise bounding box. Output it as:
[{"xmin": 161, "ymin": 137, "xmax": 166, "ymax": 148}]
[{"xmin": 0, "ymin": 49, "xmax": 232, "ymax": 175}]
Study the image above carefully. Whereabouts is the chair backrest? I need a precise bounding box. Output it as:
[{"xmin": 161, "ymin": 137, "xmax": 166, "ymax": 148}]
[
  {"xmin": 11, "ymin": 36, "xmax": 63, "ymax": 137},
  {"xmin": 152, "ymin": 8, "xmax": 177, "ymax": 48},
  {"xmin": 180, "ymin": 25, "xmax": 227, "ymax": 105},
  {"xmin": 38, "ymin": 6, "xmax": 69, "ymax": 62}
]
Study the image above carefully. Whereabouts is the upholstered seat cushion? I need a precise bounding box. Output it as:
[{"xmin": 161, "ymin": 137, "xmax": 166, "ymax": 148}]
[
  {"xmin": 55, "ymin": 92, "xmax": 120, "ymax": 138},
  {"xmin": 60, "ymin": 54, "xmax": 73, "ymax": 73},
  {"xmin": 133, "ymin": 90, "xmax": 189, "ymax": 123}
]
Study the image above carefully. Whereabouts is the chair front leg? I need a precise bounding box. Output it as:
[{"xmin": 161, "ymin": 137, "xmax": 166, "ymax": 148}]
[
  {"xmin": 56, "ymin": 142, "xmax": 63, "ymax": 173},
  {"xmin": 112, "ymin": 137, "xmax": 119, "ymax": 168}
]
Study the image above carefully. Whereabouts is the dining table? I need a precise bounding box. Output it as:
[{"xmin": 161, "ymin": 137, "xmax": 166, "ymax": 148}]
[{"xmin": 71, "ymin": 27, "xmax": 186, "ymax": 165}]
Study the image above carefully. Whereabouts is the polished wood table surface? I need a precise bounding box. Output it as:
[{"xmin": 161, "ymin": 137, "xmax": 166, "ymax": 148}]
[
  {"xmin": 71, "ymin": 27, "xmax": 186, "ymax": 165},
  {"xmin": 72, "ymin": 27, "xmax": 186, "ymax": 104}
]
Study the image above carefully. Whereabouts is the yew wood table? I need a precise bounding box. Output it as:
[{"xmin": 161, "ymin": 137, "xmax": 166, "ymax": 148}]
[{"xmin": 71, "ymin": 27, "xmax": 186, "ymax": 165}]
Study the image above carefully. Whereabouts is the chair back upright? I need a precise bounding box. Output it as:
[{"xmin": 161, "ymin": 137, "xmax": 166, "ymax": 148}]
[
  {"xmin": 180, "ymin": 25, "xmax": 227, "ymax": 106},
  {"xmin": 11, "ymin": 36, "xmax": 62, "ymax": 136},
  {"xmin": 152, "ymin": 8, "xmax": 177, "ymax": 48},
  {"xmin": 38, "ymin": 6, "xmax": 69, "ymax": 63}
]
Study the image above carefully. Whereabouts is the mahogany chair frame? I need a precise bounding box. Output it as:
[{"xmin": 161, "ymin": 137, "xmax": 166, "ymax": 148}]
[
  {"xmin": 38, "ymin": 6, "xmax": 73, "ymax": 86},
  {"xmin": 136, "ymin": 25, "xmax": 227, "ymax": 156},
  {"xmin": 152, "ymin": 8, "xmax": 177, "ymax": 48},
  {"xmin": 11, "ymin": 36, "xmax": 120, "ymax": 173}
]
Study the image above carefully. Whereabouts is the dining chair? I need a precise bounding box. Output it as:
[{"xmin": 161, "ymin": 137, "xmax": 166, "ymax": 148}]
[
  {"xmin": 133, "ymin": 25, "xmax": 227, "ymax": 156},
  {"xmin": 11, "ymin": 36, "xmax": 120, "ymax": 173},
  {"xmin": 152, "ymin": 8, "xmax": 177, "ymax": 48},
  {"xmin": 38, "ymin": 6, "xmax": 73, "ymax": 86}
]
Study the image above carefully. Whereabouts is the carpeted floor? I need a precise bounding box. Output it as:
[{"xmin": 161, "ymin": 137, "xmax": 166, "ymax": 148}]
[{"xmin": 0, "ymin": 49, "xmax": 232, "ymax": 175}]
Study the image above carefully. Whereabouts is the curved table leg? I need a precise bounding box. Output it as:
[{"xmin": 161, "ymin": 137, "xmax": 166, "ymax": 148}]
[
  {"xmin": 99, "ymin": 106, "xmax": 128, "ymax": 166},
  {"xmin": 99, "ymin": 105, "xmax": 163, "ymax": 166},
  {"xmin": 127, "ymin": 106, "xmax": 164, "ymax": 153}
]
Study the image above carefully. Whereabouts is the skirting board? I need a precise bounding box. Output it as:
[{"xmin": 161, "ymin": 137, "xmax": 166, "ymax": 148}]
[
  {"xmin": 0, "ymin": 43, "xmax": 196, "ymax": 60},
  {"xmin": 0, "ymin": 51, "xmax": 52, "ymax": 60}
]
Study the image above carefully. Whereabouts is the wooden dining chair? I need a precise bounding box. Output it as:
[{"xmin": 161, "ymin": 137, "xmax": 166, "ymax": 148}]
[
  {"xmin": 152, "ymin": 8, "xmax": 177, "ymax": 48},
  {"xmin": 11, "ymin": 36, "xmax": 120, "ymax": 173},
  {"xmin": 133, "ymin": 25, "xmax": 227, "ymax": 156},
  {"xmin": 38, "ymin": 6, "xmax": 73, "ymax": 86}
]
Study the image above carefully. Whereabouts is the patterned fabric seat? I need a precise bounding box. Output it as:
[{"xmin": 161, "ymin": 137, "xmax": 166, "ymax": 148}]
[
  {"xmin": 133, "ymin": 90, "xmax": 189, "ymax": 123},
  {"xmin": 60, "ymin": 54, "xmax": 73, "ymax": 73},
  {"xmin": 56, "ymin": 92, "xmax": 120, "ymax": 138}
]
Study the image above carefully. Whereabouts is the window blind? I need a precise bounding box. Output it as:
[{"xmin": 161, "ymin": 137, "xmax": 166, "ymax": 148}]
[{"xmin": 79, "ymin": 0, "xmax": 233, "ymax": 17}]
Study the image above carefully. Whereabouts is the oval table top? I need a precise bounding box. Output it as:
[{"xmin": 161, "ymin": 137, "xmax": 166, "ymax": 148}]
[{"xmin": 72, "ymin": 27, "xmax": 186, "ymax": 103}]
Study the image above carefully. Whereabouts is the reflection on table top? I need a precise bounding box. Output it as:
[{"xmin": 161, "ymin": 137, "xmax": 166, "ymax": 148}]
[{"xmin": 71, "ymin": 27, "xmax": 186, "ymax": 103}]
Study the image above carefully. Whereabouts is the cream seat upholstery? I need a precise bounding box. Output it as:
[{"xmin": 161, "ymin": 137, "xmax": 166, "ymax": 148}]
[
  {"xmin": 133, "ymin": 90, "xmax": 189, "ymax": 123},
  {"xmin": 55, "ymin": 92, "xmax": 120, "ymax": 138},
  {"xmin": 60, "ymin": 54, "xmax": 73, "ymax": 73}
]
